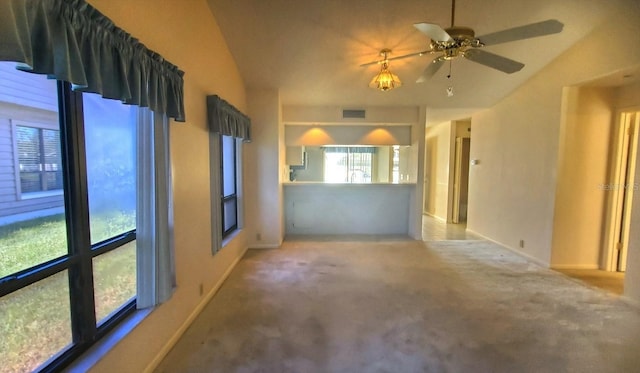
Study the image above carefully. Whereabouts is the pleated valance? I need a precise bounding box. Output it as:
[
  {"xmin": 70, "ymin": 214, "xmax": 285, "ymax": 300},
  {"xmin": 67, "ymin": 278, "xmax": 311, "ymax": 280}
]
[
  {"xmin": 207, "ymin": 95, "xmax": 251, "ymax": 142},
  {"xmin": 0, "ymin": 0, "xmax": 185, "ymax": 121}
]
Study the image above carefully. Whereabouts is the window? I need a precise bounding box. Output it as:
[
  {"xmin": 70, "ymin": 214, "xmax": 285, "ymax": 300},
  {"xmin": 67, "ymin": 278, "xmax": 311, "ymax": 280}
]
[
  {"xmin": 323, "ymin": 146, "xmax": 374, "ymax": 183},
  {"xmin": 206, "ymin": 95, "xmax": 249, "ymax": 251},
  {"xmin": 1, "ymin": 0, "xmax": 180, "ymax": 369},
  {"xmin": 220, "ymin": 135, "xmax": 238, "ymax": 237},
  {"xmin": 392, "ymin": 145, "xmax": 401, "ymax": 183},
  {"xmin": 15, "ymin": 124, "xmax": 63, "ymax": 195},
  {"xmin": 0, "ymin": 67, "xmax": 138, "ymax": 372}
]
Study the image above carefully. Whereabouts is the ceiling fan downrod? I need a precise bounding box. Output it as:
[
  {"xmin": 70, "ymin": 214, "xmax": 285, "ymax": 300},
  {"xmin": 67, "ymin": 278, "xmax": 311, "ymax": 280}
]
[{"xmin": 450, "ymin": 0, "xmax": 455, "ymax": 28}]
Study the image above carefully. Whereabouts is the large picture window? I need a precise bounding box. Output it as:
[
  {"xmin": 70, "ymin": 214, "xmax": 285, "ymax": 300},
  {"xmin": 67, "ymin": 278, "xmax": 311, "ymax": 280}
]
[
  {"xmin": 0, "ymin": 66, "xmax": 137, "ymax": 372},
  {"xmin": 1, "ymin": 0, "xmax": 181, "ymax": 369}
]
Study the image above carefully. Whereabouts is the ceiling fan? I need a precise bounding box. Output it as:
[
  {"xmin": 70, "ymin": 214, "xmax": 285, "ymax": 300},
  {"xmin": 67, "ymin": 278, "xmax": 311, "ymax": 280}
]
[{"xmin": 361, "ymin": 0, "xmax": 564, "ymax": 83}]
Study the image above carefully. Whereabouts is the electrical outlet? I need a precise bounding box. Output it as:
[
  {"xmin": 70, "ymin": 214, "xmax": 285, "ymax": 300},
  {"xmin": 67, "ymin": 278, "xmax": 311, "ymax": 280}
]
[
  {"xmin": 519, "ymin": 240, "xmax": 525, "ymax": 248},
  {"xmin": 256, "ymin": 233, "xmax": 262, "ymax": 241},
  {"xmin": 199, "ymin": 283, "xmax": 204, "ymax": 296}
]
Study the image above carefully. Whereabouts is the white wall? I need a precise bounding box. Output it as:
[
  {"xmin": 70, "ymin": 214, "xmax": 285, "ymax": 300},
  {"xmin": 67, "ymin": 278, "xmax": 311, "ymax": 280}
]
[
  {"xmin": 245, "ymin": 88, "xmax": 284, "ymax": 249},
  {"xmin": 551, "ymin": 86, "xmax": 615, "ymax": 269},
  {"xmin": 424, "ymin": 121, "xmax": 452, "ymax": 220},
  {"xmin": 282, "ymin": 104, "xmax": 424, "ymax": 239},
  {"xmin": 408, "ymin": 108, "xmax": 427, "ymax": 238},
  {"xmin": 85, "ymin": 1, "xmax": 249, "ymax": 371},
  {"xmin": 466, "ymin": 1, "xmax": 640, "ymax": 288},
  {"xmin": 284, "ymin": 184, "xmax": 412, "ymax": 235}
]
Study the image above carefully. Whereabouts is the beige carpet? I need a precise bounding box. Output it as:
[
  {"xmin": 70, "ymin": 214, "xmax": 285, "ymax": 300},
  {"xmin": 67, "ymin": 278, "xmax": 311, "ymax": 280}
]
[
  {"xmin": 155, "ymin": 238, "xmax": 640, "ymax": 373},
  {"xmin": 555, "ymin": 268, "xmax": 625, "ymax": 295}
]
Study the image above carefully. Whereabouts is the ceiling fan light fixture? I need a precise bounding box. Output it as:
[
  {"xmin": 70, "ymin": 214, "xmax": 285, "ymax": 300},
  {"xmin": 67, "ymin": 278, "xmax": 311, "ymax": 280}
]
[
  {"xmin": 369, "ymin": 63, "xmax": 402, "ymax": 91},
  {"xmin": 369, "ymin": 49, "xmax": 402, "ymax": 91}
]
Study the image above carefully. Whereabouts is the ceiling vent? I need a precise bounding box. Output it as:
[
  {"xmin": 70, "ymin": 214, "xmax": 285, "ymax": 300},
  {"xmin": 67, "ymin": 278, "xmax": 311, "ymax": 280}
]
[{"xmin": 342, "ymin": 109, "xmax": 366, "ymax": 119}]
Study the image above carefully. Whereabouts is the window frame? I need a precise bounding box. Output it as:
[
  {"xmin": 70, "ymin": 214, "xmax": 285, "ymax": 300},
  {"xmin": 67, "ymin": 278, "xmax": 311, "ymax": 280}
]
[
  {"xmin": 11, "ymin": 119, "xmax": 64, "ymax": 199},
  {"xmin": 0, "ymin": 81, "xmax": 137, "ymax": 373},
  {"xmin": 220, "ymin": 134, "xmax": 238, "ymax": 238}
]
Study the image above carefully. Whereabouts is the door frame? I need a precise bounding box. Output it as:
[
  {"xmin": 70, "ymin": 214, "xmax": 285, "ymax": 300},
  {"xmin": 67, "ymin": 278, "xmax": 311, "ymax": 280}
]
[
  {"xmin": 604, "ymin": 108, "xmax": 640, "ymax": 272},
  {"xmin": 452, "ymin": 137, "xmax": 471, "ymax": 224}
]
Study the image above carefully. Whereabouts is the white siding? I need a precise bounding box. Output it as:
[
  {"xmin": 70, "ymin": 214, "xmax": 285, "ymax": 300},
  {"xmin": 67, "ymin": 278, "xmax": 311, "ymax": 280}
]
[
  {"xmin": 0, "ymin": 63, "xmax": 58, "ymax": 112},
  {"xmin": 0, "ymin": 64, "xmax": 63, "ymax": 218}
]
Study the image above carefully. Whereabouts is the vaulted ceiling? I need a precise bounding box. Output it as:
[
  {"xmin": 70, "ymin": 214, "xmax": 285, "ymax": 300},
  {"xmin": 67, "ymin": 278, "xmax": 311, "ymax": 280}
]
[{"xmin": 207, "ymin": 0, "xmax": 631, "ymax": 122}]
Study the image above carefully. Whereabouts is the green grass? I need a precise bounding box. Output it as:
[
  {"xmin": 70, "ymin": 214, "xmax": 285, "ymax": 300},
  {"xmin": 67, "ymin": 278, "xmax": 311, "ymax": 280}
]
[
  {"xmin": 0, "ymin": 213, "xmax": 136, "ymax": 373},
  {"xmin": 0, "ymin": 215, "xmax": 68, "ymax": 278}
]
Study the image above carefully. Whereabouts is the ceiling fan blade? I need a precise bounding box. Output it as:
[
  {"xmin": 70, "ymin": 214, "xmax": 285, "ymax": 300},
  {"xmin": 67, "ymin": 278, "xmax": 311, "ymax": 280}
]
[
  {"xmin": 360, "ymin": 60, "xmax": 382, "ymax": 67},
  {"xmin": 387, "ymin": 50, "xmax": 431, "ymax": 62},
  {"xmin": 359, "ymin": 50, "xmax": 431, "ymax": 67},
  {"xmin": 464, "ymin": 49, "xmax": 524, "ymax": 73},
  {"xmin": 416, "ymin": 59, "xmax": 445, "ymax": 83},
  {"xmin": 476, "ymin": 19, "xmax": 564, "ymax": 46},
  {"xmin": 414, "ymin": 23, "xmax": 453, "ymax": 42}
]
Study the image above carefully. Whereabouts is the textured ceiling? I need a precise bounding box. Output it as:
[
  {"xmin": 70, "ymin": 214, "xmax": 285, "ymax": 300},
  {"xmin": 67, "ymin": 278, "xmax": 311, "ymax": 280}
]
[{"xmin": 207, "ymin": 0, "xmax": 631, "ymax": 122}]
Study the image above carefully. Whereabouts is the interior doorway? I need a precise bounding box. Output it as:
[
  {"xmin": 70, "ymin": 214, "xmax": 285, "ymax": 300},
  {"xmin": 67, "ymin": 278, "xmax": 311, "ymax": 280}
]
[
  {"xmin": 452, "ymin": 137, "xmax": 471, "ymax": 223},
  {"xmin": 606, "ymin": 111, "xmax": 640, "ymax": 272}
]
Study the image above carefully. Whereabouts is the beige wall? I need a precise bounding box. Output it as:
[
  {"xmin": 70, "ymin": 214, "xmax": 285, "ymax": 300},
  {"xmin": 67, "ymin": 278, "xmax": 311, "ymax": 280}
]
[
  {"xmin": 620, "ymin": 82, "xmax": 640, "ymax": 301},
  {"xmin": 424, "ymin": 121, "xmax": 452, "ymax": 220},
  {"xmin": 245, "ymin": 88, "xmax": 284, "ymax": 249},
  {"xmin": 284, "ymin": 124, "xmax": 412, "ymax": 146},
  {"xmin": 86, "ymin": 0, "xmax": 249, "ymax": 371},
  {"xmin": 455, "ymin": 120, "xmax": 471, "ymax": 138},
  {"xmin": 617, "ymin": 82, "xmax": 640, "ymax": 109},
  {"xmin": 467, "ymin": 1, "xmax": 640, "ymax": 299},
  {"xmin": 551, "ymin": 86, "xmax": 615, "ymax": 269}
]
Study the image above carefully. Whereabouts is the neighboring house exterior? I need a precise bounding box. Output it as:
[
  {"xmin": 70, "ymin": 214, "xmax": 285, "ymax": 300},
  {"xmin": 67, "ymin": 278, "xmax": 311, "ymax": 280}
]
[{"xmin": 0, "ymin": 63, "xmax": 64, "ymax": 219}]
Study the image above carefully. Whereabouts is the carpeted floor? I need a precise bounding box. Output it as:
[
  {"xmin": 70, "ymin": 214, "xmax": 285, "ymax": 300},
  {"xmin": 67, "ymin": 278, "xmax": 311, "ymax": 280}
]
[{"xmin": 155, "ymin": 237, "xmax": 640, "ymax": 373}]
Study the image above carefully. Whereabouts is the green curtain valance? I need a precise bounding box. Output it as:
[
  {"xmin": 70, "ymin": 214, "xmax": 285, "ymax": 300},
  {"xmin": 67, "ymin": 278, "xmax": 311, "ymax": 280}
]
[
  {"xmin": 207, "ymin": 95, "xmax": 251, "ymax": 142},
  {"xmin": 0, "ymin": 0, "xmax": 185, "ymax": 121}
]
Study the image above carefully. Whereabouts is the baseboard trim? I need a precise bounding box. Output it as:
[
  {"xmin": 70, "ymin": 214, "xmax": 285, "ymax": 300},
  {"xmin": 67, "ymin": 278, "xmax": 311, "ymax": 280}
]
[
  {"xmin": 424, "ymin": 212, "xmax": 446, "ymax": 222},
  {"xmin": 550, "ymin": 264, "xmax": 600, "ymax": 270},
  {"xmin": 143, "ymin": 245, "xmax": 248, "ymax": 373},
  {"xmin": 248, "ymin": 243, "xmax": 281, "ymax": 249},
  {"xmin": 465, "ymin": 229, "xmax": 549, "ymax": 268},
  {"xmin": 621, "ymin": 294, "xmax": 640, "ymax": 309}
]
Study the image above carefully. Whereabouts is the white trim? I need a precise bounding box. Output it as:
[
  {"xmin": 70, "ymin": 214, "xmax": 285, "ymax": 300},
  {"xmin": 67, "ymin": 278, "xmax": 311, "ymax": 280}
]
[
  {"xmin": 423, "ymin": 212, "xmax": 446, "ymax": 222},
  {"xmin": 221, "ymin": 228, "xmax": 242, "ymax": 248},
  {"xmin": 465, "ymin": 229, "xmax": 549, "ymax": 268},
  {"xmin": 143, "ymin": 245, "xmax": 248, "ymax": 373},
  {"xmin": 66, "ymin": 308, "xmax": 153, "ymax": 373},
  {"xmin": 550, "ymin": 264, "xmax": 600, "ymax": 270},
  {"xmin": 248, "ymin": 243, "xmax": 281, "ymax": 249},
  {"xmin": 20, "ymin": 189, "xmax": 63, "ymax": 200}
]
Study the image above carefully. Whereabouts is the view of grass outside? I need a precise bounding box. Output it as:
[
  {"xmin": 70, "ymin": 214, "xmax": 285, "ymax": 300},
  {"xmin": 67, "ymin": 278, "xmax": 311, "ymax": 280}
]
[{"xmin": 0, "ymin": 213, "xmax": 136, "ymax": 373}]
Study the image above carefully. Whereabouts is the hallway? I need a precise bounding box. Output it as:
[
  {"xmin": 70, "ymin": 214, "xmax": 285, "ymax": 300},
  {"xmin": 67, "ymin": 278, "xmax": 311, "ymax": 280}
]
[{"xmin": 156, "ymin": 219, "xmax": 640, "ymax": 373}]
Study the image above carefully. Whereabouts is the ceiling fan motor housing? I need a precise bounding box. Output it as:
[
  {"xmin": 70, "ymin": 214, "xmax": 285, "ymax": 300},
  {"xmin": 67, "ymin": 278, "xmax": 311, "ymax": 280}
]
[
  {"xmin": 445, "ymin": 26, "xmax": 475, "ymax": 40},
  {"xmin": 434, "ymin": 26, "xmax": 484, "ymax": 60}
]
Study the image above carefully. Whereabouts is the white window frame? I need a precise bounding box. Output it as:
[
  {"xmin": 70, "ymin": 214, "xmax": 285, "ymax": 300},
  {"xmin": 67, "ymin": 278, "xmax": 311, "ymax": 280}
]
[{"xmin": 11, "ymin": 119, "xmax": 64, "ymax": 200}]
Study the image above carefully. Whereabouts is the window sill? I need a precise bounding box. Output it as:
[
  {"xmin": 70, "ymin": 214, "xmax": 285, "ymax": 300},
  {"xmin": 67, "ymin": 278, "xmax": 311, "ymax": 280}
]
[
  {"xmin": 20, "ymin": 190, "xmax": 63, "ymax": 200},
  {"xmin": 221, "ymin": 229, "xmax": 242, "ymax": 248},
  {"xmin": 65, "ymin": 307, "xmax": 153, "ymax": 372}
]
